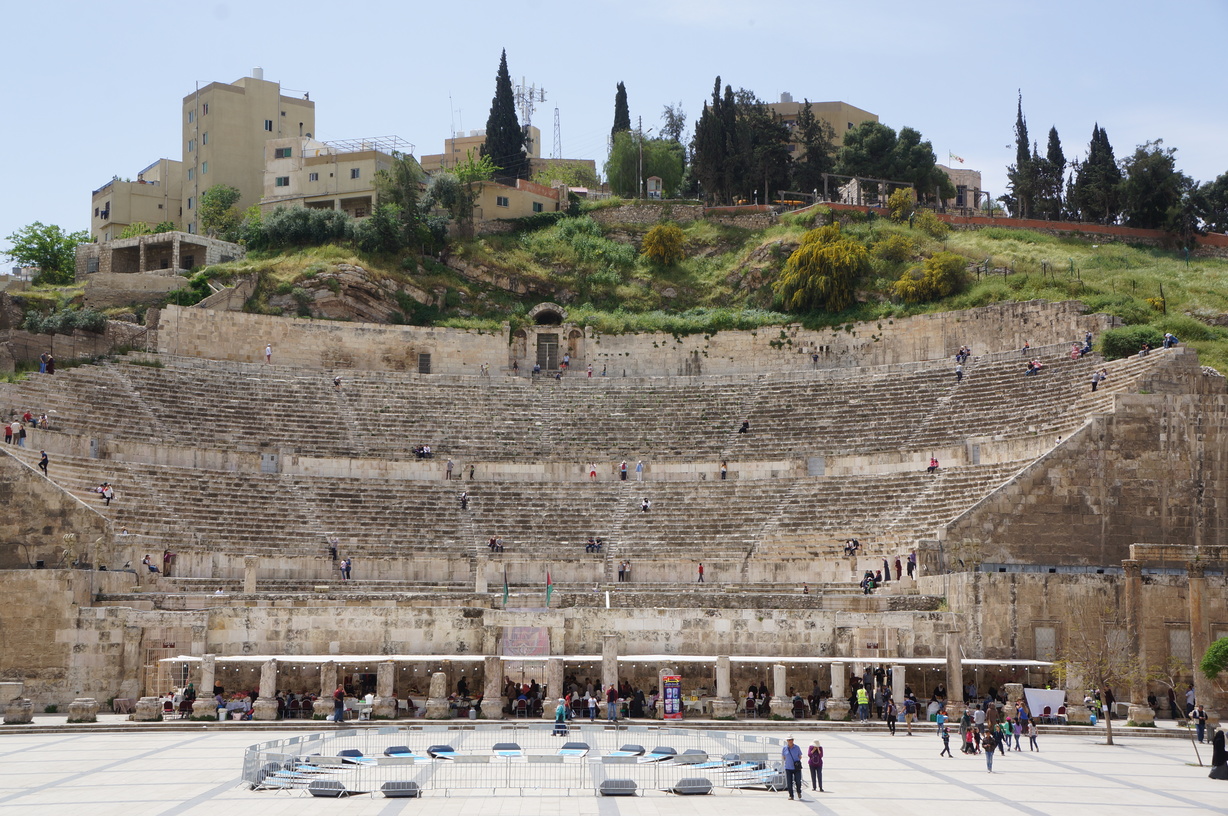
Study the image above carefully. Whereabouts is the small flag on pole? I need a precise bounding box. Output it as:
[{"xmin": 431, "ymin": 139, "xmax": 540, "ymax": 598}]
[
  {"xmin": 545, "ymin": 569, "xmax": 554, "ymax": 608},
  {"xmin": 502, "ymin": 566, "xmax": 509, "ymax": 607},
  {"xmin": 949, "ymin": 151, "xmax": 965, "ymax": 164}
]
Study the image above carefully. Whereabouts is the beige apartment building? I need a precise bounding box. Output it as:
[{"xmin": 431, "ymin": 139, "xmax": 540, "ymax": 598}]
[
  {"xmin": 260, "ymin": 136, "xmax": 412, "ymax": 218},
  {"xmin": 90, "ymin": 158, "xmax": 184, "ymax": 242},
  {"xmin": 474, "ymin": 178, "xmax": 561, "ymax": 221},
  {"xmin": 182, "ymin": 70, "xmax": 316, "ymax": 233},
  {"xmin": 90, "ymin": 70, "xmax": 315, "ymax": 240},
  {"xmin": 767, "ymin": 93, "xmax": 878, "ymax": 160},
  {"xmin": 936, "ymin": 164, "xmax": 984, "ymax": 211}
]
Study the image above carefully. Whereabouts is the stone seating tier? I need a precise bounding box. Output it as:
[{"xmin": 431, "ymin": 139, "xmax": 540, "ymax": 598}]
[
  {"xmin": 10, "ymin": 446, "xmax": 1025, "ymax": 583},
  {"xmin": 0, "ymin": 349, "xmax": 1167, "ymax": 464}
]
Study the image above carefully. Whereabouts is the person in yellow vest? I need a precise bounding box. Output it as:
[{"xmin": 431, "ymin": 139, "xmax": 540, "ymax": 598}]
[{"xmin": 856, "ymin": 686, "xmax": 870, "ymax": 723}]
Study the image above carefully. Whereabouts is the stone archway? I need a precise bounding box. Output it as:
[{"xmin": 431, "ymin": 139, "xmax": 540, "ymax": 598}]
[{"xmin": 528, "ymin": 302, "xmax": 567, "ymax": 325}]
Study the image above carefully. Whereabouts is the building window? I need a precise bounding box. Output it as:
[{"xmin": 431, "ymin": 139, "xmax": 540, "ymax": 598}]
[
  {"xmin": 187, "ymin": 110, "xmax": 195, "ymax": 123},
  {"xmin": 275, "ymin": 147, "xmax": 292, "ymax": 159},
  {"xmin": 496, "ymin": 196, "xmax": 510, "ymax": 208},
  {"xmin": 353, "ymin": 208, "xmax": 366, "ymax": 218},
  {"xmin": 1169, "ymin": 628, "xmax": 1192, "ymax": 663},
  {"xmin": 202, "ymin": 131, "xmax": 209, "ymax": 145},
  {"xmin": 94, "ymin": 207, "xmax": 99, "ymax": 217},
  {"xmin": 201, "ymin": 161, "xmax": 208, "ymax": 174},
  {"xmin": 847, "ymin": 122, "xmax": 854, "ymax": 130},
  {"xmin": 187, "ymin": 168, "xmax": 194, "ymax": 181},
  {"xmin": 350, "ymin": 168, "xmax": 361, "ymax": 179},
  {"xmin": 187, "ymin": 223, "xmax": 196, "ymax": 234},
  {"xmin": 187, "ymin": 197, "xmax": 194, "ymax": 209},
  {"xmin": 202, "ymin": 102, "xmax": 209, "ymax": 115},
  {"xmin": 264, "ymin": 120, "xmax": 274, "ymax": 132},
  {"xmin": 188, "ymin": 139, "xmax": 196, "ymax": 152},
  {"xmin": 532, "ymin": 202, "xmax": 544, "ymax": 213},
  {"xmin": 1033, "ymin": 626, "xmax": 1056, "ymax": 660},
  {"xmin": 275, "ymin": 176, "xmax": 290, "ymax": 187},
  {"xmin": 308, "ymin": 172, "xmax": 319, "ymax": 182}
]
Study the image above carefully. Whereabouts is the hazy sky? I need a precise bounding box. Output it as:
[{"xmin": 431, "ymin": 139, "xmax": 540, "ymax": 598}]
[{"xmin": 3, "ymin": 0, "xmax": 1226, "ymax": 249}]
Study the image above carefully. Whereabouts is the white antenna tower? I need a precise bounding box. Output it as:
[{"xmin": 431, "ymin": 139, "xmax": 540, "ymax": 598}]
[
  {"xmin": 515, "ymin": 78, "xmax": 546, "ymax": 130},
  {"xmin": 552, "ymin": 107, "xmax": 562, "ymax": 160}
]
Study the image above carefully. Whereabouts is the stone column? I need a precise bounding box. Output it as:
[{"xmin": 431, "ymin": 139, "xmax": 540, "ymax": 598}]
[
  {"xmin": 252, "ymin": 659, "xmax": 279, "ymax": 720},
  {"xmin": 1188, "ymin": 562, "xmax": 1217, "ymax": 721},
  {"xmin": 426, "ymin": 671, "xmax": 450, "ymax": 719},
  {"xmin": 132, "ymin": 696, "xmax": 163, "ymax": 721},
  {"xmin": 192, "ymin": 654, "xmax": 217, "ymax": 717},
  {"xmin": 711, "ymin": 655, "xmax": 737, "ymax": 719},
  {"xmin": 827, "ymin": 662, "xmax": 850, "ymax": 720},
  {"xmin": 1064, "ymin": 666, "xmax": 1091, "ymax": 723},
  {"xmin": 372, "ymin": 661, "xmax": 397, "ymax": 719},
  {"xmin": 542, "ymin": 658, "xmax": 564, "ymax": 720},
  {"xmin": 1123, "ymin": 560, "xmax": 1155, "ymax": 724},
  {"xmin": 601, "ymin": 634, "xmax": 619, "ymax": 692},
  {"xmin": 482, "ymin": 655, "xmax": 504, "ymax": 719},
  {"xmin": 1, "ymin": 683, "xmax": 32, "ymax": 725},
  {"xmin": 243, "ymin": 555, "xmax": 258, "ymax": 593},
  {"xmin": 770, "ymin": 663, "xmax": 792, "ymax": 717},
  {"xmin": 474, "ymin": 561, "xmax": 488, "ymax": 594},
  {"xmin": 891, "ymin": 664, "xmax": 905, "ymax": 705},
  {"xmin": 944, "ymin": 629, "xmax": 965, "ymax": 719},
  {"xmin": 313, "ymin": 661, "xmax": 337, "ymax": 719}
]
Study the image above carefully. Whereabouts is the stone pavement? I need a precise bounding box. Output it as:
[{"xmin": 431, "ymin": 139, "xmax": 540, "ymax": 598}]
[{"xmin": 0, "ymin": 726, "xmax": 1223, "ymax": 815}]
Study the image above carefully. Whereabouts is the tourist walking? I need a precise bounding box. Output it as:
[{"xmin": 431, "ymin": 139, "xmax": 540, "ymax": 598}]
[
  {"xmin": 983, "ymin": 731, "xmax": 996, "ymax": 772},
  {"xmin": 1027, "ymin": 719, "xmax": 1039, "ymax": 751},
  {"xmin": 955, "ymin": 363, "xmax": 963, "ymax": 382},
  {"xmin": 807, "ymin": 740, "xmax": 824, "ymax": 792},
  {"xmin": 265, "ymin": 344, "xmax": 272, "ymax": 364},
  {"xmin": 940, "ymin": 725, "xmax": 953, "ymax": 757},
  {"xmin": 697, "ymin": 562, "xmax": 705, "ymax": 583},
  {"xmin": 781, "ymin": 736, "xmax": 804, "ymax": 801},
  {"xmin": 38, "ymin": 450, "xmax": 48, "ymax": 476}
]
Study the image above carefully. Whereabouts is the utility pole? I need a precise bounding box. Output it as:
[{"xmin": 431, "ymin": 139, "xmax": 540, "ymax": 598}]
[{"xmin": 637, "ymin": 116, "xmax": 643, "ymax": 200}]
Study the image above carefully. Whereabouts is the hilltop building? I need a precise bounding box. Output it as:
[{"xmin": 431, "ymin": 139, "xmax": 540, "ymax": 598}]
[{"xmin": 767, "ymin": 93, "xmax": 878, "ymax": 160}]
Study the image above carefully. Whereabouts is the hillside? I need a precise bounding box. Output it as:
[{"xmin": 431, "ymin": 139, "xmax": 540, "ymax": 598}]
[{"xmin": 12, "ymin": 202, "xmax": 1228, "ymax": 374}]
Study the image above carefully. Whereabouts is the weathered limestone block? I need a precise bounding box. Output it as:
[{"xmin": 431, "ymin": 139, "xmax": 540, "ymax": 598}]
[
  {"xmin": 3, "ymin": 699, "xmax": 33, "ymax": 724},
  {"xmin": 68, "ymin": 698, "xmax": 99, "ymax": 723},
  {"xmin": 372, "ymin": 661, "xmax": 397, "ymax": 719},
  {"xmin": 132, "ymin": 696, "xmax": 163, "ymax": 721},
  {"xmin": 1065, "ymin": 704, "xmax": 1092, "ymax": 724},
  {"xmin": 426, "ymin": 671, "xmax": 450, "ymax": 719}
]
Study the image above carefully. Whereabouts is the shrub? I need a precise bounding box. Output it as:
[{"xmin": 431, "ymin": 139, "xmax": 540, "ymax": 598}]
[
  {"xmin": 887, "ymin": 188, "xmax": 916, "ymax": 222},
  {"xmin": 259, "ymin": 206, "xmax": 353, "ymax": 249},
  {"xmin": 914, "ymin": 209, "xmax": 950, "ymax": 239},
  {"xmin": 641, "ymin": 222, "xmax": 686, "ymax": 266},
  {"xmin": 892, "ymin": 251, "xmax": 967, "ymax": 303},
  {"xmin": 1153, "ymin": 314, "xmax": 1222, "ymax": 343},
  {"xmin": 1099, "ymin": 325, "xmax": 1165, "ymax": 360},
  {"xmin": 871, "ymin": 233, "xmax": 915, "ymax": 263},
  {"xmin": 23, "ymin": 307, "xmax": 108, "ymax": 335},
  {"xmin": 352, "ymin": 203, "xmax": 406, "ymax": 254},
  {"xmin": 774, "ymin": 224, "xmax": 868, "ymax": 313}
]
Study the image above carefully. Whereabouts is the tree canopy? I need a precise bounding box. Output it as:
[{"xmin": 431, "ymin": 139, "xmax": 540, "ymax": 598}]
[
  {"xmin": 773, "ymin": 224, "xmax": 867, "ymax": 313},
  {"xmin": 1003, "ymin": 93, "xmax": 1038, "ymax": 218},
  {"xmin": 1119, "ymin": 140, "xmax": 1193, "ymax": 230},
  {"xmin": 612, "ymin": 82, "xmax": 631, "ymax": 139},
  {"xmin": 605, "ymin": 131, "xmax": 684, "ymax": 198},
  {"xmin": 481, "ymin": 49, "xmax": 529, "ymax": 182},
  {"xmin": 691, "ymin": 79, "xmax": 792, "ymax": 204},
  {"xmin": 1070, "ymin": 124, "xmax": 1122, "ymax": 224},
  {"xmin": 790, "ymin": 100, "xmax": 837, "ymax": 195},
  {"xmin": 198, "ymin": 184, "xmax": 242, "ymax": 239},
  {"xmin": 3, "ymin": 222, "xmax": 90, "ymax": 285},
  {"xmin": 835, "ymin": 122, "xmax": 954, "ymax": 203}
]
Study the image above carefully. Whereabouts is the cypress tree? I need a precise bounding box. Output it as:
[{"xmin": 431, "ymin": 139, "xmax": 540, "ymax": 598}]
[
  {"xmin": 1073, "ymin": 124, "xmax": 1122, "ymax": 224},
  {"xmin": 1037, "ymin": 126, "xmax": 1066, "ymax": 220},
  {"xmin": 480, "ymin": 49, "xmax": 528, "ymax": 182},
  {"xmin": 612, "ymin": 82, "xmax": 631, "ymax": 139},
  {"xmin": 1005, "ymin": 92, "xmax": 1039, "ymax": 218}
]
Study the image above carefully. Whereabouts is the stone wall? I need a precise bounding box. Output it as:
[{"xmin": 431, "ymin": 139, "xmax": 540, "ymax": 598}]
[
  {"xmin": 939, "ymin": 351, "xmax": 1228, "ymax": 569},
  {"xmin": 0, "ymin": 451, "xmax": 112, "ymax": 570},
  {"xmin": 153, "ymin": 300, "xmax": 1109, "ymax": 378},
  {"xmin": 155, "ymin": 305, "xmax": 509, "ymax": 373},
  {"xmin": 83, "ymin": 272, "xmax": 188, "ymax": 309},
  {"xmin": 587, "ymin": 202, "xmax": 705, "ymax": 227}
]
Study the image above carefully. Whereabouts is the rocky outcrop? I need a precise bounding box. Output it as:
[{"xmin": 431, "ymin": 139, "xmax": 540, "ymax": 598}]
[{"xmin": 267, "ymin": 264, "xmax": 431, "ymax": 322}]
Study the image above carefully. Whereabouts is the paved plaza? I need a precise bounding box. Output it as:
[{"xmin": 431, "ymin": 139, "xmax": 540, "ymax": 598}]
[{"xmin": 0, "ymin": 724, "xmax": 1223, "ymax": 815}]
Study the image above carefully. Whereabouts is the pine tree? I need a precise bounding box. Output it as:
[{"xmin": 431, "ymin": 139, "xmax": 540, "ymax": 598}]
[
  {"xmin": 1072, "ymin": 125, "xmax": 1123, "ymax": 224},
  {"xmin": 612, "ymin": 82, "xmax": 631, "ymax": 140},
  {"xmin": 692, "ymin": 77, "xmax": 729, "ymax": 203},
  {"xmin": 791, "ymin": 100, "xmax": 836, "ymax": 195},
  {"xmin": 1036, "ymin": 126, "xmax": 1066, "ymax": 221},
  {"xmin": 1004, "ymin": 93, "xmax": 1039, "ymax": 218},
  {"xmin": 480, "ymin": 49, "xmax": 528, "ymax": 182}
]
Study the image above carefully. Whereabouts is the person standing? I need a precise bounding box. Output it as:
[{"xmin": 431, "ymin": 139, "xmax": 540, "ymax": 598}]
[
  {"xmin": 807, "ymin": 740, "xmax": 824, "ymax": 792},
  {"xmin": 620, "ymin": 461, "xmax": 627, "ymax": 481},
  {"xmin": 469, "ymin": 464, "xmax": 476, "ymax": 480},
  {"xmin": 333, "ymin": 684, "xmax": 346, "ymax": 723},
  {"xmin": 697, "ymin": 563, "xmax": 705, "ymax": 583},
  {"xmin": 904, "ymin": 695, "xmax": 916, "ymax": 735},
  {"xmin": 446, "ymin": 458, "xmax": 454, "ymax": 480},
  {"xmin": 587, "ymin": 692, "xmax": 597, "ymax": 722},
  {"xmin": 606, "ymin": 685, "xmax": 618, "ymax": 722},
  {"xmin": 720, "ymin": 460, "xmax": 728, "ymax": 480},
  {"xmin": 955, "ymin": 363, "xmax": 963, "ymax": 382},
  {"xmin": 1210, "ymin": 723, "xmax": 1227, "ymax": 779},
  {"xmin": 982, "ymin": 730, "xmax": 996, "ymax": 772},
  {"xmin": 101, "ymin": 483, "xmax": 114, "ymax": 507},
  {"xmin": 886, "ymin": 698, "xmax": 897, "ymax": 735},
  {"xmin": 1091, "ymin": 369, "xmax": 1103, "ymax": 392},
  {"xmin": 588, "ymin": 462, "xmax": 597, "ymax": 481},
  {"xmin": 635, "ymin": 460, "xmax": 644, "ymax": 481},
  {"xmin": 618, "ymin": 561, "xmax": 625, "ymax": 582},
  {"xmin": 940, "ymin": 725, "xmax": 953, "ymax": 757},
  {"xmin": 265, "ymin": 344, "xmax": 272, "ymax": 364},
  {"xmin": 1194, "ymin": 704, "xmax": 1209, "ymax": 743},
  {"xmin": 855, "ymin": 685, "xmax": 870, "ymax": 723},
  {"xmin": 38, "ymin": 450, "xmax": 48, "ymax": 476},
  {"xmin": 624, "ymin": 560, "xmax": 631, "ymax": 582},
  {"xmin": 781, "ymin": 736, "xmax": 804, "ymax": 801},
  {"xmin": 12, "ymin": 419, "xmax": 23, "ymax": 448},
  {"xmin": 1027, "ymin": 719, "xmax": 1039, "ymax": 751}
]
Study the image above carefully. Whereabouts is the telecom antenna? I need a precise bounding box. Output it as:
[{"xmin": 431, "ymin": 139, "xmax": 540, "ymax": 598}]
[
  {"xmin": 514, "ymin": 79, "xmax": 546, "ymax": 129},
  {"xmin": 552, "ymin": 107, "xmax": 562, "ymax": 159}
]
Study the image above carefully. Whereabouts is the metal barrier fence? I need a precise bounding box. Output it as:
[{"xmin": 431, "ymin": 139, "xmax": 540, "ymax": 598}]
[{"xmin": 242, "ymin": 723, "xmax": 786, "ymax": 797}]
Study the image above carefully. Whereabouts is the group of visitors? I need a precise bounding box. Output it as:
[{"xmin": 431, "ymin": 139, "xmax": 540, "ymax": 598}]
[
  {"xmin": 37, "ymin": 352, "xmax": 57, "ymax": 374},
  {"xmin": 140, "ymin": 550, "xmax": 176, "ymax": 576},
  {"xmin": 487, "ymin": 536, "xmax": 506, "ymax": 553},
  {"xmin": 583, "ymin": 537, "xmax": 604, "ymax": 553},
  {"xmin": 616, "ymin": 560, "xmax": 632, "ymax": 581},
  {"xmin": 5, "ymin": 411, "xmax": 48, "ymax": 447}
]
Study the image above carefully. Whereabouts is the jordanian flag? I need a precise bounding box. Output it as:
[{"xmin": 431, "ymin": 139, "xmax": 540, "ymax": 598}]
[
  {"xmin": 545, "ymin": 570, "xmax": 554, "ymax": 607},
  {"xmin": 502, "ymin": 566, "xmax": 509, "ymax": 607},
  {"xmin": 949, "ymin": 151, "xmax": 965, "ymax": 164}
]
